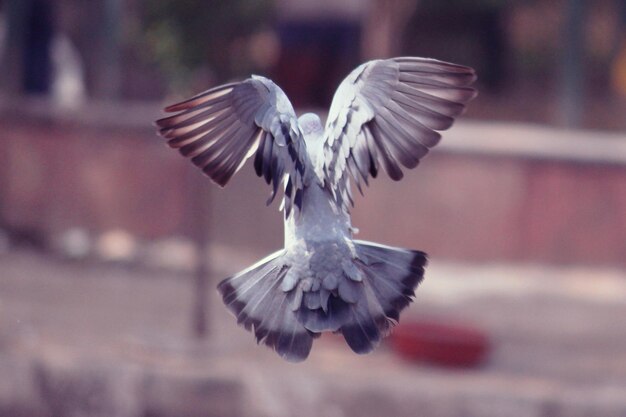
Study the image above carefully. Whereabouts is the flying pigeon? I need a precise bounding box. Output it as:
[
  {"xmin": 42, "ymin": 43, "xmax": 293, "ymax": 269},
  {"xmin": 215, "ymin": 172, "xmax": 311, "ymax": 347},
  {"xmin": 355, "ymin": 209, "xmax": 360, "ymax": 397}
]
[{"xmin": 156, "ymin": 57, "xmax": 477, "ymax": 361}]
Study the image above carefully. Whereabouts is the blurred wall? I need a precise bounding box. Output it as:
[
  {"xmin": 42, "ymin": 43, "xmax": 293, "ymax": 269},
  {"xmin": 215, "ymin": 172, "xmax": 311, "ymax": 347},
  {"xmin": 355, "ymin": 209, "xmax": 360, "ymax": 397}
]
[
  {"xmin": 1, "ymin": 106, "xmax": 624, "ymax": 269},
  {"xmin": 1, "ymin": 0, "xmax": 625, "ymax": 269}
]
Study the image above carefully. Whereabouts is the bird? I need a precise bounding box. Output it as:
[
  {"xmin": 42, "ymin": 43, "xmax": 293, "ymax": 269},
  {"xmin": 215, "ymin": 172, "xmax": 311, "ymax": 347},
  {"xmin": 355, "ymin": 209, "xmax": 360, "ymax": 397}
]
[{"xmin": 156, "ymin": 56, "xmax": 477, "ymax": 362}]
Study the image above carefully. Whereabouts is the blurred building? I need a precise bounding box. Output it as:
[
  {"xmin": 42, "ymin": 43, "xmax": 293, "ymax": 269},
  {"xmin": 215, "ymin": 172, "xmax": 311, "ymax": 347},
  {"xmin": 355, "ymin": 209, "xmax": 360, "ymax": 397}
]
[
  {"xmin": 0, "ymin": 3, "xmax": 625, "ymax": 416},
  {"xmin": 0, "ymin": 0, "xmax": 168, "ymax": 102},
  {"xmin": 271, "ymin": 0, "xmax": 366, "ymax": 107},
  {"xmin": 2, "ymin": 0, "xmax": 625, "ymax": 123},
  {"xmin": 0, "ymin": 0, "xmax": 624, "ymax": 268}
]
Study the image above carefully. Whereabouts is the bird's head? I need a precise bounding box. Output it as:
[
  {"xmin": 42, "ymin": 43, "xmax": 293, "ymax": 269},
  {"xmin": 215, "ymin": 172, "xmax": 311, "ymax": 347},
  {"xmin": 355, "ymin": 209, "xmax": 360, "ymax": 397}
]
[
  {"xmin": 298, "ymin": 113, "xmax": 324, "ymax": 161},
  {"xmin": 298, "ymin": 113, "xmax": 323, "ymax": 137}
]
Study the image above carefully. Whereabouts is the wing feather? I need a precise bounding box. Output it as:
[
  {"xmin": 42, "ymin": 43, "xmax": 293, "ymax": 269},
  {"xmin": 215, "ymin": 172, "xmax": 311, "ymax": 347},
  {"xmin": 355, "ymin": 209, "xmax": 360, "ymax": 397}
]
[
  {"xmin": 164, "ymin": 83, "xmax": 238, "ymax": 112},
  {"xmin": 322, "ymin": 57, "xmax": 477, "ymax": 211},
  {"xmin": 156, "ymin": 76, "xmax": 310, "ymax": 217}
]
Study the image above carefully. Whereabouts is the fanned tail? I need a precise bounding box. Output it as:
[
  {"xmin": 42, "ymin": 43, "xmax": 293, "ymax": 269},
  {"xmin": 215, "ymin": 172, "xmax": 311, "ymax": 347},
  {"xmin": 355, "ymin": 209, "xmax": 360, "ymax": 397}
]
[
  {"xmin": 292, "ymin": 240, "xmax": 426, "ymax": 355},
  {"xmin": 217, "ymin": 250, "xmax": 316, "ymax": 362},
  {"xmin": 336, "ymin": 240, "xmax": 427, "ymax": 354},
  {"xmin": 355, "ymin": 240, "xmax": 427, "ymax": 323},
  {"xmin": 217, "ymin": 241, "xmax": 426, "ymax": 361}
]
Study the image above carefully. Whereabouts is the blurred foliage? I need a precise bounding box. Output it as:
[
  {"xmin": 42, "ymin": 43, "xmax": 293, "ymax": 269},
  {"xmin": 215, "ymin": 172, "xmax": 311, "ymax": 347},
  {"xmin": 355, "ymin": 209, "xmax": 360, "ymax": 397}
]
[
  {"xmin": 140, "ymin": 0, "xmax": 272, "ymax": 92},
  {"xmin": 418, "ymin": 0, "xmax": 512, "ymax": 11}
]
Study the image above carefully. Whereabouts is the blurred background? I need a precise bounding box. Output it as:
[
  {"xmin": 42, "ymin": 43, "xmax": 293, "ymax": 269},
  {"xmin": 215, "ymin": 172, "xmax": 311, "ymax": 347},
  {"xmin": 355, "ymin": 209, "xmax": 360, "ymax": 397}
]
[{"xmin": 1, "ymin": 0, "xmax": 626, "ymax": 416}]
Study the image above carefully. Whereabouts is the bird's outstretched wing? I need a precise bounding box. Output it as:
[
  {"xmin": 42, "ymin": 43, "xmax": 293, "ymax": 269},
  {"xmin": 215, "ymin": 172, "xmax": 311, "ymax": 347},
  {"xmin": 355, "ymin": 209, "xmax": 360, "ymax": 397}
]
[
  {"xmin": 156, "ymin": 76, "xmax": 308, "ymax": 217},
  {"xmin": 322, "ymin": 57, "xmax": 477, "ymax": 210}
]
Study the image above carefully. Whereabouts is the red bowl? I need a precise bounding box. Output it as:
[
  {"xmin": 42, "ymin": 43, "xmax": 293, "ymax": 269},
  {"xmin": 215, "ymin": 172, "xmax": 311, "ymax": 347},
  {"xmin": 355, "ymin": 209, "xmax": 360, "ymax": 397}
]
[{"xmin": 389, "ymin": 319, "xmax": 490, "ymax": 367}]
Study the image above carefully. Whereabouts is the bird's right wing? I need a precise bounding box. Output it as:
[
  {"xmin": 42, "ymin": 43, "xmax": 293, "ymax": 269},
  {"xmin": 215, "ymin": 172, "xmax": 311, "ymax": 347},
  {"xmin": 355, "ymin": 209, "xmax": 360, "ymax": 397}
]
[
  {"xmin": 322, "ymin": 57, "xmax": 477, "ymax": 211},
  {"xmin": 156, "ymin": 76, "xmax": 309, "ymax": 217}
]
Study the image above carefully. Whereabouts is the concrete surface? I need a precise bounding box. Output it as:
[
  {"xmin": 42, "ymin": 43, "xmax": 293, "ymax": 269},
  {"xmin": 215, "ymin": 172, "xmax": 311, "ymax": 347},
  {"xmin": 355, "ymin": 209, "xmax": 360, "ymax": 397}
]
[{"xmin": 1, "ymin": 247, "xmax": 625, "ymax": 417}]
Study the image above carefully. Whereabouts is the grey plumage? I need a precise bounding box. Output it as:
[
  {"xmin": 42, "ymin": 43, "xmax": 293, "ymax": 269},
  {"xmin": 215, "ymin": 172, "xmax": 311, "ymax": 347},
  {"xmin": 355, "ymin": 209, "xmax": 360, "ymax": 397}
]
[
  {"xmin": 156, "ymin": 76, "xmax": 308, "ymax": 217},
  {"xmin": 323, "ymin": 57, "xmax": 477, "ymax": 211},
  {"xmin": 218, "ymin": 250, "xmax": 317, "ymax": 362},
  {"xmin": 156, "ymin": 57, "xmax": 476, "ymax": 361}
]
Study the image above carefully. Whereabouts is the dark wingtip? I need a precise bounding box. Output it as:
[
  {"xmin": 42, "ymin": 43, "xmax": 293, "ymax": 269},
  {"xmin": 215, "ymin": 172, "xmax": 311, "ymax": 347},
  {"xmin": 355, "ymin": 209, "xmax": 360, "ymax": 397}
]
[
  {"xmin": 277, "ymin": 331, "xmax": 314, "ymax": 363},
  {"xmin": 259, "ymin": 328, "xmax": 314, "ymax": 362},
  {"xmin": 410, "ymin": 250, "xmax": 428, "ymax": 271},
  {"xmin": 341, "ymin": 322, "xmax": 381, "ymax": 354},
  {"xmin": 217, "ymin": 278, "xmax": 240, "ymax": 309},
  {"xmin": 388, "ymin": 168, "xmax": 404, "ymax": 181}
]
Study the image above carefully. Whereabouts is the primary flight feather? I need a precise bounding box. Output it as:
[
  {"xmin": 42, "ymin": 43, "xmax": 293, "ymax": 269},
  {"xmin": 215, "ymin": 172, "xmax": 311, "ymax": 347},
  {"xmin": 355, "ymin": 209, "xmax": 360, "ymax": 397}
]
[{"xmin": 156, "ymin": 57, "xmax": 477, "ymax": 361}]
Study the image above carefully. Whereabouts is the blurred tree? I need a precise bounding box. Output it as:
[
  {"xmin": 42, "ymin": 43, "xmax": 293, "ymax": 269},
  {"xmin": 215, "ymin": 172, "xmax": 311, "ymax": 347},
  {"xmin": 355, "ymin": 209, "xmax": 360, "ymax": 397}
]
[
  {"xmin": 271, "ymin": 0, "xmax": 364, "ymax": 107},
  {"xmin": 140, "ymin": 0, "xmax": 272, "ymax": 93},
  {"xmin": 1, "ymin": 0, "xmax": 54, "ymax": 96},
  {"xmin": 403, "ymin": 0, "xmax": 508, "ymax": 91},
  {"xmin": 362, "ymin": 0, "xmax": 419, "ymax": 59}
]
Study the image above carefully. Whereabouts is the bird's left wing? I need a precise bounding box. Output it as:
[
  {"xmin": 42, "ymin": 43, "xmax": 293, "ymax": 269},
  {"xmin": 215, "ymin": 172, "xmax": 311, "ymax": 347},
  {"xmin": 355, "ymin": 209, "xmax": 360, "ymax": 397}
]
[
  {"xmin": 156, "ymin": 76, "xmax": 308, "ymax": 217},
  {"xmin": 322, "ymin": 57, "xmax": 477, "ymax": 211}
]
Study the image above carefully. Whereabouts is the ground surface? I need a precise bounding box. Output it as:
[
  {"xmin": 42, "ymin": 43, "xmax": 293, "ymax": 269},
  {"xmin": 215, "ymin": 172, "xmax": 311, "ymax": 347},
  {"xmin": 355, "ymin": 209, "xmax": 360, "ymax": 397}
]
[{"xmin": 0, "ymin": 248, "xmax": 625, "ymax": 417}]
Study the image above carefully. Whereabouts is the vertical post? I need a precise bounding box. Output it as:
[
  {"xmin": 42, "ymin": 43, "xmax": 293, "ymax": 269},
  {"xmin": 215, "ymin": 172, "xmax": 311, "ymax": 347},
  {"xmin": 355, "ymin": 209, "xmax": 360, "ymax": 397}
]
[
  {"xmin": 560, "ymin": 0, "xmax": 586, "ymax": 127},
  {"xmin": 22, "ymin": 0, "xmax": 53, "ymax": 94},
  {"xmin": 1, "ymin": 0, "xmax": 28, "ymax": 95},
  {"xmin": 190, "ymin": 169, "xmax": 211, "ymax": 339},
  {"xmin": 98, "ymin": 0, "xmax": 121, "ymax": 99}
]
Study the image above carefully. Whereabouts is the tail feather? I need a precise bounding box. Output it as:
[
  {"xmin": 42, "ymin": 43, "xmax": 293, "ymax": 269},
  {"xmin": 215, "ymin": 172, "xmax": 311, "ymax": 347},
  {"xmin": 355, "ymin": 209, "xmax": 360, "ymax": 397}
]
[
  {"xmin": 218, "ymin": 250, "xmax": 315, "ymax": 362},
  {"xmin": 296, "ymin": 292, "xmax": 348, "ymax": 333},
  {"xmin": 297, "ymin": 240, "xmax": 426, "ymax": 354},
  {"xmin": 217, "ymin": 240, "xmax": 427, "ymax": 361},
  {"xmin": 340, "ymin": 282, "xmax": 389, "ymax": 354},
  {"xmin": 355, "ymin": 240, "xmax": 427, "ymax": 324},
  {"xmin": 221, "ymin": 252, "xmax": 282, "ymax": 307}
]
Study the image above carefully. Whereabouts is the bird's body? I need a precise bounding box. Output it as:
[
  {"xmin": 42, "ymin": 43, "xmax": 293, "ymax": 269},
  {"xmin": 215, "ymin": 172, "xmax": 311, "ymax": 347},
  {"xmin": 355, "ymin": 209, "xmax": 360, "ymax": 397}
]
[
  {"xmin": 156, "ymin": 57, "xmax": 477, "ymax": 361},
  {"xmin": 284, "ymin": 114, "xmax": 352, "ymax": 248}
]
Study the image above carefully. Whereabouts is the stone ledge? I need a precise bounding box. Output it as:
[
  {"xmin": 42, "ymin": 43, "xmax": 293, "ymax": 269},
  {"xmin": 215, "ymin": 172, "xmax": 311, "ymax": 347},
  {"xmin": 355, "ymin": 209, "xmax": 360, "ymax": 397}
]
[
  {"xmin": 3, "ymin": 98, "xmax": 625, "ymax": 166},
  {"xmin": 0, "ymin": 96, "xmax": 159, "ymax": 131},
  {"xmin": 442, "ymin": 121, "xmax": 626, "ymax": 165}
]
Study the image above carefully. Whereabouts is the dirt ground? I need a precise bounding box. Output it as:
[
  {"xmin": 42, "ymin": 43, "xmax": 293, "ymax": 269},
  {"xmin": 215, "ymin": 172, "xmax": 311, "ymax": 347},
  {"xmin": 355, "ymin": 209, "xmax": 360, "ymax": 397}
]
[{"xmin": 1, "ymin": 247, "xmax": 625, "ymax": 417}]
